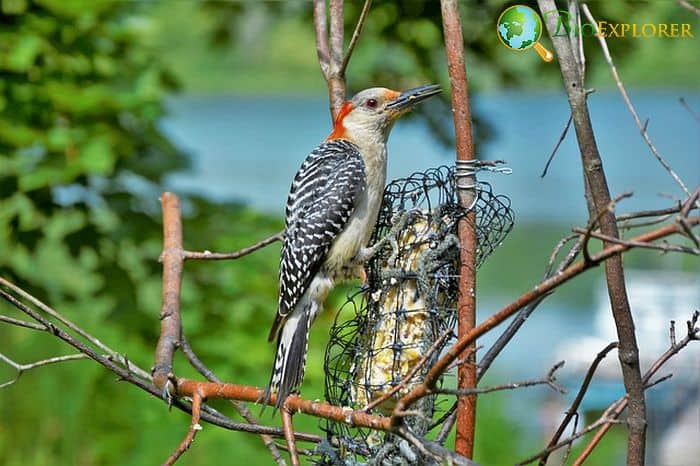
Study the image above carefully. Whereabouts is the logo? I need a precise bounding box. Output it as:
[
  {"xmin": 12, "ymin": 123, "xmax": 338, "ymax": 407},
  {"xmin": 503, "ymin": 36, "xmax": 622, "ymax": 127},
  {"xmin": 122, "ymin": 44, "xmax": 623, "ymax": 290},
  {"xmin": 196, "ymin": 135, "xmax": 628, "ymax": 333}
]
[
  {"xmin": 545, "ymin": 10, "xmax": 694, "ymax": 39},
  {"xmin": 497, "ymin": 5, "xmax": 554, "ymax": 62}
]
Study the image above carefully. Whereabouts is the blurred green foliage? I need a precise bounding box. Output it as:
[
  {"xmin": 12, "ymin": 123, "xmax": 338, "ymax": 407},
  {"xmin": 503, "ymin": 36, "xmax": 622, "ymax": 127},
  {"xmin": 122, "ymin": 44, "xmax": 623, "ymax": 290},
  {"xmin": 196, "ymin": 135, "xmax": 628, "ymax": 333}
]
[{"xmin": 3, "ymin": 0, "xmax": 694, "ymax": 464}]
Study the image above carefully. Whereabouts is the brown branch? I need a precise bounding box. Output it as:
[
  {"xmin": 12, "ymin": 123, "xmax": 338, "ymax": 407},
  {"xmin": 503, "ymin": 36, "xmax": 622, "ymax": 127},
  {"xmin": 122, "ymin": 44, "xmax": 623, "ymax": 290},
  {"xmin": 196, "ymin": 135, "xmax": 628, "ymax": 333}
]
[
  {"xmin": 538, "ymin": 3, "xmax": 647, "ymax": 463},
  {"xmin": 573, "ymin": 228, "xmax": 700, "ymax": 255},
  {"xmin": 180, "ymin": 336, "xmax": 285, "ymax": 465},
  {"xmin": 183, "ymin": 232, "xmax": 282, "ymax": 261},
  {"xmin": 440, "ymin": 0, "xmax": 478, "ymax": 458},
  {"xmin": 572, "ymin": 311, "xmax": 699, "ymax": 466},
  {"xmin": 165, "ymin": 387, "xmax": 204, "ymax": 466},
  {"xmin": 153, "ymin": 192, "xmax": 184, "ymax": 401},
  {"xmin": 174, "ymin": 378, "xmax": 391, "ymax": 431},
  {"xmin": 581, "ymin": 3, "xmax": 692, "ymax": 199},
  {"xmin": 538, "ymin": 342, "xmax": 619, "ymax": 466},
  {"xmin": 340, "ymin": 0, "xmax": 372, "ymax": 75},
  {"xmin": 392, "ymin": 216, "xmax": 699, "ymax": 425},
  {"xmin": 282, "ymin": 408, "xmax": 300, "ymax": 466}
]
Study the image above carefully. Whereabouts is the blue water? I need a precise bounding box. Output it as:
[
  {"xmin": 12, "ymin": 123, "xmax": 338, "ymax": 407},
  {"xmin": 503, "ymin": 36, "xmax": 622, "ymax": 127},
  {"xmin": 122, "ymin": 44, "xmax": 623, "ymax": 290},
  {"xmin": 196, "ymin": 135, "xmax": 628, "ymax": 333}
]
[{"xmin": 162, "ymin": 90, "xmax": 699, "ymax": 224}]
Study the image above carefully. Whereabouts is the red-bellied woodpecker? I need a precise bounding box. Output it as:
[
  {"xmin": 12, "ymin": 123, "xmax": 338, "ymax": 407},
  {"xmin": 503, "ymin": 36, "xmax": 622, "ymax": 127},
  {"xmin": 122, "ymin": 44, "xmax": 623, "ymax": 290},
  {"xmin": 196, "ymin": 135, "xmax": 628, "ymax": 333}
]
[{"xmin": 263, "ymin": 85, "xmax": 441, "ymax": 409}]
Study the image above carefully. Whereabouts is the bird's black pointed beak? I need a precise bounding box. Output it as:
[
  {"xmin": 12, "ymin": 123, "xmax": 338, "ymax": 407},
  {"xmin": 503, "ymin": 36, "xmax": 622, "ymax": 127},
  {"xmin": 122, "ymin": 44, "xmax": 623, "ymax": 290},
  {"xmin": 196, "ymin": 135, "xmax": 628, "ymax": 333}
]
[{"xmin": 386, "ymin": 84, "xmax": 442, "ymax": 111}]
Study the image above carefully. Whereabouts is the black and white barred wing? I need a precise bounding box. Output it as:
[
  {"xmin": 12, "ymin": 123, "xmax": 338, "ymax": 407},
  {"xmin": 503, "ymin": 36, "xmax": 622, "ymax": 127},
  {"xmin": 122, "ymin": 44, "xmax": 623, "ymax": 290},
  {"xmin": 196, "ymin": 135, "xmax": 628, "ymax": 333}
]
[{"xmin": 268, "ymin": 139, "xmax": 366, "ymax": 341}]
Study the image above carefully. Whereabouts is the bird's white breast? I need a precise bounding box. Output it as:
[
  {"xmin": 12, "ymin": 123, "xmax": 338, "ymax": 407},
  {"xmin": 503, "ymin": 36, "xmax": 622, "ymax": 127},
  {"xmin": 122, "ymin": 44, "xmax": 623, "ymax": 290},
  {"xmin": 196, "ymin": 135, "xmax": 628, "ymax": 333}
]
[{"xmin": 322, "ymin": 143, "xmax": 387, "ymax": 279}]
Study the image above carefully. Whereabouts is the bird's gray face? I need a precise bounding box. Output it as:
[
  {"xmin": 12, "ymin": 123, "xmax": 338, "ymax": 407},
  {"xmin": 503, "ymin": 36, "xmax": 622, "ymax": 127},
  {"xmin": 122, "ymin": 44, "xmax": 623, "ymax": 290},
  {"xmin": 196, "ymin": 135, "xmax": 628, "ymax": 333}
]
[{"xmin": 337, "ymin": 85, "xmax": 441, "ymax": 140}]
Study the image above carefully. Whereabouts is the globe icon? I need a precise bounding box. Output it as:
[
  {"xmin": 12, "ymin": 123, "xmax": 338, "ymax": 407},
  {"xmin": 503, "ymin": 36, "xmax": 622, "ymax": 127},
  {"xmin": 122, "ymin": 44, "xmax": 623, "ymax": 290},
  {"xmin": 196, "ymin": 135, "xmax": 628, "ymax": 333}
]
[{"xmin": 497, "ymin": 5, "xmax": 553, "ymax": 62}]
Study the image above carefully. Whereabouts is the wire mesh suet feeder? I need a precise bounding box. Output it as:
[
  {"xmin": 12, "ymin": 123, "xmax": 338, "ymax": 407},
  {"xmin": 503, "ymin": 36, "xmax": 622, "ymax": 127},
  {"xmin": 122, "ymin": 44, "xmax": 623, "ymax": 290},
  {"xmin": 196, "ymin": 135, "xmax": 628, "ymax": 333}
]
[{"xmin": 320, "ymin": 165, "xmax": 514, "ymax": 464}]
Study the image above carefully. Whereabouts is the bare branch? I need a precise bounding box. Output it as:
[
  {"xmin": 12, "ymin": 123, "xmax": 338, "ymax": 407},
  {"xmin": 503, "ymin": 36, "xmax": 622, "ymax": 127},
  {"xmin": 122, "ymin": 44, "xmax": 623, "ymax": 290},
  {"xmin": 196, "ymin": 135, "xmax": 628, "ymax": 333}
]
[
  {"xmin": 282, "ymin": 408, "xmax": 299, "ymax": 466},
  {"xmin": 165, "ymin": 388, "xmax": 204, "ymax": 466},
  {"xmin": 573, "ymin": 227, "xmax": 700, "ymax": 255},
  {"xmin": 392, "ymin": 215, "xmax": 699, "ymax": 427},
  {"xmin": 539, "ymin": 3, "xmax": 648, "ymax": 462},
  {"xmin": 153, "ymin": 192, "xmax": 184, "ymax": 401},
  {"xmin": 313, "ymin": 0, "xmax": 330, "ymax": 78},
  {"xmin": 679, "ymin": 97, "xmax": 700, "ymax": 123},
  {"xmin": 572, "ymin": 311, "xmax": 699, "ymax": 465},
  {"xmin": 581, "ymin": 3, "xmax": 693, "ymax": 199},
  {"xmin": 0, "ymin": 314, "xmax": 46, "ymax": 331},
  {"xmin": 0, "ymin": 277, "xmax": 151, "ymax": 380},
  {"xmin": 541, "ymin": 113, "xmax": 573, "ymax": 178},
  {"xmin": 440, "ymin": 0, "xmax": 478, "ymax": 457},
  {"xmin": 180, "ymin": 335, "xmax": 285, "ymax": 465},
  {"xmin": 580, "ymin": 191, "xmax": 634, "ymax": 264},
  {"xmin": 539, "ymin": 342, "xmax": 618, "ymax": 465},
  {"xmin": 0, "ymin": 352, "xmax": 88, "ymax": 389},
  {"xmin": 676, "ymin": 0, "xmax": 700, "ymax": 15},
  {"xmin": 183, "ymin": 232, "xmax": 282, "ymax": 261},
  {"xmin": 435, "ymin": 361, "xmax": 566, "ymax": 397},
  {"xmin": 340, "ymin": 0, "xmax": 372, "ymax": 75}
]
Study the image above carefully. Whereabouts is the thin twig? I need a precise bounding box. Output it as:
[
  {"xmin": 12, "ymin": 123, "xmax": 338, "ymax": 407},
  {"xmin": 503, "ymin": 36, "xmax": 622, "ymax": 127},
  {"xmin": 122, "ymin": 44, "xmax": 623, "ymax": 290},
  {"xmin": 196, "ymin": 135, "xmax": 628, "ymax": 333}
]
[
  {"xmin": 0, "ymin": 352, "xmax": 88, "ymax": 389},
  {"xmin": 435, "ymin": 362, "xmax": 566, "ymax": 397},
  {"xmin": 164, "ymin": 388, "xmax": 204, "ymax": 466},
  {"xmin": 580, "ymin": 191, "xmax": 633, "ymax": 264},
  {"xmin": 538, "ymin": 342, "xmax": 618, "ymax": 465},
  {"xmin": 0, "ymin": 314, "xmax": 46, "ymax": 331},
  {"xmin": 282, "ymin": 408, "xmax": 299, "ymax": 466},
  {"xmin": 679, "ymin": 97, "xmax": 700, "ymax": 123},
  {"xmin": 581, "ymin": 3, "xmax": 692, "ymax": 198},
  {"xmin": 0, "ymin": 277, "xmax": 151, "ymax": 380},
  {"xmin": 541, "ymin": 113, "xmax": 573, "ymax": 177},
  {"xmin": 676, "ymin": 0, "xmax": 700, "ymax": 15},
  {"xmin": 573, "ymin": 228, "xmax": 700, "ymax": 255},
  {"xmin": 572, "ymin": 311, "xmax": 699, "ymax": 465},
  {"xmin": 392, "ymin": 215, "xmax": 699, "ymax": 426},
  {"xmin": 183, "ymin": 232, "xmax": 282, "ymax": 261},
  {"xmin": 340, "ymin": 0, "xmax": 372, "ymax": 75}
]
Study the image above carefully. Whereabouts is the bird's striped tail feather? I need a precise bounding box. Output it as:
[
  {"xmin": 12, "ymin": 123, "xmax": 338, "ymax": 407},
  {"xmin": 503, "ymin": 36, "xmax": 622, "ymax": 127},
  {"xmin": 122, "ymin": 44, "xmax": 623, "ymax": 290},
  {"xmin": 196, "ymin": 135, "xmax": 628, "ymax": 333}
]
[{"xmin": 261, "ymin": 306, "xmax": 312, "ymax": 410}]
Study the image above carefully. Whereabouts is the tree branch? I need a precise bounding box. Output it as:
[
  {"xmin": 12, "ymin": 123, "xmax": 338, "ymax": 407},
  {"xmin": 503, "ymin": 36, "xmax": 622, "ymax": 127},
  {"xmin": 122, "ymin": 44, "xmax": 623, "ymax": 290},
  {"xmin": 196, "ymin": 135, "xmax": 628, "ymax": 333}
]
[
  {"xmin": 165, "ymin": 387, "xmax": 203, "ymax": 466},
  {"xmin": 538, "ymin": 2, "xmax": 648, "ymax": 463},
  {"xmin": 340, "ymin": 0, "xmax": 372, "ymax": 75},
  {"xmin": 0, "ymin": 352, "xmax": 88, "ymax": 389},
  {"xmin": 183, "ymin": 232, "xmax": 282, "ymax": 261},
  {"xmin": 581, "ymin": 3, "xmax": 692, "ymax": 199},
  {"xmin": 572, "ymin": 311, "xmax": 699, "ymax": 465},
  {"xmin": 282, "ymin": 408, "xmax": 299, "ymax": 466},
  {"xmin": 440, "ymin": 0, "xmax": 478, "ymax": 457},
  {"xmin": 538, "ymin": 342, "xmax": 619, "ymax": 465},
  {"xmin": 392, "ymin": 216, "xmax": 698, "ymax": 426}
]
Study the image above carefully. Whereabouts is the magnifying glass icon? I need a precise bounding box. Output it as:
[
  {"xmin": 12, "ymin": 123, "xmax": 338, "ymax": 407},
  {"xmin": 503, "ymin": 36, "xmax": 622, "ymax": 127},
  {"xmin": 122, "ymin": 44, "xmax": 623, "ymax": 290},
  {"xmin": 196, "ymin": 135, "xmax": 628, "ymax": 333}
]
[{"xmin": 497, "ymin": 5, "xmax": 554, "ymax": 62}]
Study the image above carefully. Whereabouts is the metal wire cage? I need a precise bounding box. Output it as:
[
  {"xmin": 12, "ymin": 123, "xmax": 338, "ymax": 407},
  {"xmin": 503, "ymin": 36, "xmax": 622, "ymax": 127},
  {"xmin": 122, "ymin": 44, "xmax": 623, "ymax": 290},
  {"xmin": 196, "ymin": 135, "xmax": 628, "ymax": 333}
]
[{"xmin": 320, "ymin": 165, "xmax": 514, "ymax": 465}]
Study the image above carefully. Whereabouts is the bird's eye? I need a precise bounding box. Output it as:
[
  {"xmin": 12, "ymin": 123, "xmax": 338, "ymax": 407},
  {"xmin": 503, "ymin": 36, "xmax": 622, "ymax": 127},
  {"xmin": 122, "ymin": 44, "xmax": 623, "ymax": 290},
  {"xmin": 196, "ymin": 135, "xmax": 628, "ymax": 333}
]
[{"xmin": 366, "ymin": 98, "xmax": 378, "ymax": 108}]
